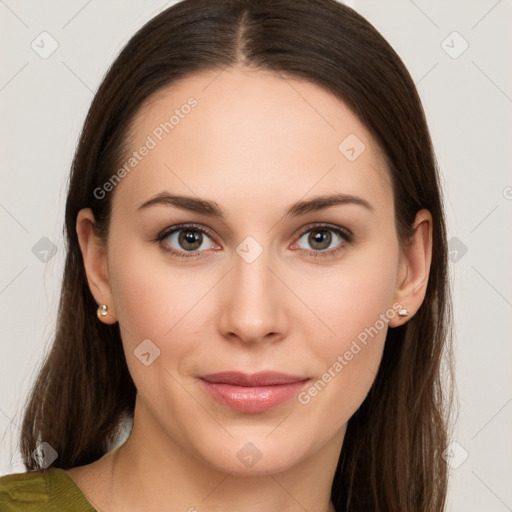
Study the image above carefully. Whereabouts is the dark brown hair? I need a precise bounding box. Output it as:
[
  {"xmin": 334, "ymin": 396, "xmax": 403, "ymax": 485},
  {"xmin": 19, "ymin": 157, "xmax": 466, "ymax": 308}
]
[{"xmin": 18, "ymin": 1, "xmax": 454, "ymax": 510}]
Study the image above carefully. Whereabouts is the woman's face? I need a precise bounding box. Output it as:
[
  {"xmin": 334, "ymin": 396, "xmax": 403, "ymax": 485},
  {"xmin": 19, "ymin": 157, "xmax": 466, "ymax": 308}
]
[{"xmin": 85, "ymin": 66, "xmax": 420, "ymax": 474}]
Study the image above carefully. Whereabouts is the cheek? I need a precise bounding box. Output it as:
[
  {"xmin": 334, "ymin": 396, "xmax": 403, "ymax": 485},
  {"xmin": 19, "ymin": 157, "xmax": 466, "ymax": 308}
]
[
  {"xmin": 108, "ymin": 249, "xmax": 201, "ymax": 417},
  {"xmin": 296, "ymin": 243, "xmax": 398, "ymax": 350},
  {"xmin": 110, "ymin": 256, "xmax": 171, "ymax": 341},
  {"xmin": 108, "ymin": 243, "xmax": 197, "ymax": 353},
  {"xmin": 294, "ymin": 244, "xmax": 398, "ymax": 421},
  {"xmin": 108, "ymin": 242, "xmax": 218, "ymax": 383}
]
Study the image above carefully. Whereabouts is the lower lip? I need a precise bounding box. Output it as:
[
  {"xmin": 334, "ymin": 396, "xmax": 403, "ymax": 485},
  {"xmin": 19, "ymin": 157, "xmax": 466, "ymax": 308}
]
[{"xmin": 200, "ymin": 379, "xmax": 310, "ymax": 412}]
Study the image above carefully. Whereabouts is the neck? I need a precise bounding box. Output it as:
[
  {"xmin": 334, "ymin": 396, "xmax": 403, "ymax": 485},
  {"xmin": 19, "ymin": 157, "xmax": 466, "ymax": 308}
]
[{"xmin": 106, "ymin": 399, "xmax": 344, "ymax": 512}]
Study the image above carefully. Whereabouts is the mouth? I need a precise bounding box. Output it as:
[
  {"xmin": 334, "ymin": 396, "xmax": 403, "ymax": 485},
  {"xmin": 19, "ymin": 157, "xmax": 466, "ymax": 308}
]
[{"xmin": 199, "ymin": 371, "xmax": 311, "ymax": 412}]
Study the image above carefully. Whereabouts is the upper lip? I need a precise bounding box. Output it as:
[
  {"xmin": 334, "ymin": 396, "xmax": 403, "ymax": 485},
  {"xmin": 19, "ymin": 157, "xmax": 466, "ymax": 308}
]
[{"xmin": 200, "ymin": 371, "xmax": 309, "ymax": 386}]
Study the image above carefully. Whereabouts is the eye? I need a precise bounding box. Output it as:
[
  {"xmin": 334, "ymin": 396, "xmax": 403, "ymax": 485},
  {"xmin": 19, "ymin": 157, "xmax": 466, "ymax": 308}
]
[
  {"xmin": 153, "ymin": 223, "xmax": 219, "ymax": 259},
  {"xmin": 292, "ymin": 223, "xmax": 352, "ymax": 259},
  {"xmin": 151, "ymin": 222, "xmax": 353, "ymax": 260}
]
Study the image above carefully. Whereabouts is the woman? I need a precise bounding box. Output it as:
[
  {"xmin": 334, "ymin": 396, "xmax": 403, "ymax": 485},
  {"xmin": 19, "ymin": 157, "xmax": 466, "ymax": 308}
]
[{"xmin": 0, "ymin": 0, "xmax": 454, "ymax": 510}]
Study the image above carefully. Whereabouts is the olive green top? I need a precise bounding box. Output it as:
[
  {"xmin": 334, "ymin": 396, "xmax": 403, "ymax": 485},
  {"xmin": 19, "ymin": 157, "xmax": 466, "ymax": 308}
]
[{"xmin": 0, "ymin": 467, "xmax": 96, "ymax": 511}]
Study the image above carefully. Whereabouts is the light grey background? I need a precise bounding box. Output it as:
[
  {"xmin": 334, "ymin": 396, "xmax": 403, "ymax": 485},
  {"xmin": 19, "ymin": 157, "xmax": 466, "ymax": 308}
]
[{"xmin": 1, "ymin": 1, "xmax": 511, "ymax": 510}]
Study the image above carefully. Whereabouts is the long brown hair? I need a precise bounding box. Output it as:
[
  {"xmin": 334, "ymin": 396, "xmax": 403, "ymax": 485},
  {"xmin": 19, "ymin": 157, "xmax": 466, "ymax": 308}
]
[{"xmin": 18, "ymin": 1, "xmax": 454, "ymax": 510}]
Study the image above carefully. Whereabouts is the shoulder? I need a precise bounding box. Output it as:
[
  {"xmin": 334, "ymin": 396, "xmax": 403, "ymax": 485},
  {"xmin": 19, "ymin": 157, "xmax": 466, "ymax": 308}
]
[
  {"xmin": 0, "ymin": 469, "xmax": 49, "ymax": 511},
  {"xmin": 0, "ymin": 467, "xmax": 96, "ymax": 511}
]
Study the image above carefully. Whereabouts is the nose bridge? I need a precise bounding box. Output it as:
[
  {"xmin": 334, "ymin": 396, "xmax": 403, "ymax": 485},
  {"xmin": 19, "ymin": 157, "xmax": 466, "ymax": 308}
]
[{"xmin": 218, "ymin": 236, "xmax": 286, "ymax": 342}]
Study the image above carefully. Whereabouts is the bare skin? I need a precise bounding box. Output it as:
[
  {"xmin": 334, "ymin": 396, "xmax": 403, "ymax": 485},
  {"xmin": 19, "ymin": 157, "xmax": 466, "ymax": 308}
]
[{"xmin": 69, "ymin": 65, "xmax": 432, "ymax": 511}]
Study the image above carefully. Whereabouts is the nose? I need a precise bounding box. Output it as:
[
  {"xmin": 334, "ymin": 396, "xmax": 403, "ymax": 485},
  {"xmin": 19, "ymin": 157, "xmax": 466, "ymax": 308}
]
[{"xmin": 217, "ymin": 245, "xmax": 288, "ymax": 345}]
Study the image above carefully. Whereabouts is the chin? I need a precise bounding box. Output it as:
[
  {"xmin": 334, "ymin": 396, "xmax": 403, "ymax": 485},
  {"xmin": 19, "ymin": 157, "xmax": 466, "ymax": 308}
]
[{"xmin": 189, "ymin": 430, "xmax": 311, "ymax": 476}]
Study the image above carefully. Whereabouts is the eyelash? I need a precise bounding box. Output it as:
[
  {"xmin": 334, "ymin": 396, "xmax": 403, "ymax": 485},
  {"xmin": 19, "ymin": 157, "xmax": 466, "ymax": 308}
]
[{"xmin": 151, "ymin": 222, "xmax": 353, "ymax": 260}]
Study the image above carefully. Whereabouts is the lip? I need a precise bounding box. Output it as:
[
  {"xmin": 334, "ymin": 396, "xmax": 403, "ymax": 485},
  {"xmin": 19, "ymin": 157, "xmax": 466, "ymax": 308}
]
[{"xmin": 199, "ymin": 371, "xmax": 311, "ymax": 412}]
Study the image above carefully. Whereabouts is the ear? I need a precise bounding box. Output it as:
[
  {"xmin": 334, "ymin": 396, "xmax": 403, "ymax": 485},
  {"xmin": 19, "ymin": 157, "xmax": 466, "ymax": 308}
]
[
  {"xmin": 388, "ymin": 208, "xmax": 433, "ymax": 327},
  {"xmin": 76, "ymin": 208, "xmax": 118, "ymax": 324}
]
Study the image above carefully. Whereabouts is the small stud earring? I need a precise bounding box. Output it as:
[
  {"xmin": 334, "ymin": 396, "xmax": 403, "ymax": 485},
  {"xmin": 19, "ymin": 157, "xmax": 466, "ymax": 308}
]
[
  {"xmin": 398, "ymin": 308, "xmax": 409, "ymax": 317},
  {"xmin": 97, "ymin": 304, "xmax": 108, "ymax": 319}
]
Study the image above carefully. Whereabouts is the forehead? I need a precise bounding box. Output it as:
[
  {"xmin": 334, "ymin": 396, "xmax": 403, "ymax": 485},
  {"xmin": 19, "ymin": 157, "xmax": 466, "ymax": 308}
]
[{"xmin": 112, "ymin": 67, "xmax": 392, "ymax": 221}]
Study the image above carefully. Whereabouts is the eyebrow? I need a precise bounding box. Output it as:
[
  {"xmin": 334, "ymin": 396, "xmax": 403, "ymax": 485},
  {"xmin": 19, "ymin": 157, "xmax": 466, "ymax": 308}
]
[{"xmin": 136, "ymin": 191, "xmax": 375, "ymax": 218}]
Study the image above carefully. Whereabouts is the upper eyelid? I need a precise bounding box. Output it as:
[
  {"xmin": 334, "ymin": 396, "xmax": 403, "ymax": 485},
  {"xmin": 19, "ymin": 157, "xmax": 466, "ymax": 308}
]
[
  {"xmin": 157, "ymin": 222, "xmax": 352, "ymax": 244},
  {"xmin": 299, "ymin": 222, "xmax": 352, "ymax": 238},
  {"xmin": 158, "ymin": 222, "xmax": 216, "ymax": 241}
]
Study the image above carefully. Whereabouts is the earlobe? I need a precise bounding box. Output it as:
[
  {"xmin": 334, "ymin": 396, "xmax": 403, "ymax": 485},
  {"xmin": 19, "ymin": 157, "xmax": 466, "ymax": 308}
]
[
  {"xmin": 389, "ymin": 209, "xmax": 433, "ymax": 328},
  {"xmin": 76, "ymin": 208, "xmax": 118, "ymax": 324}
]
